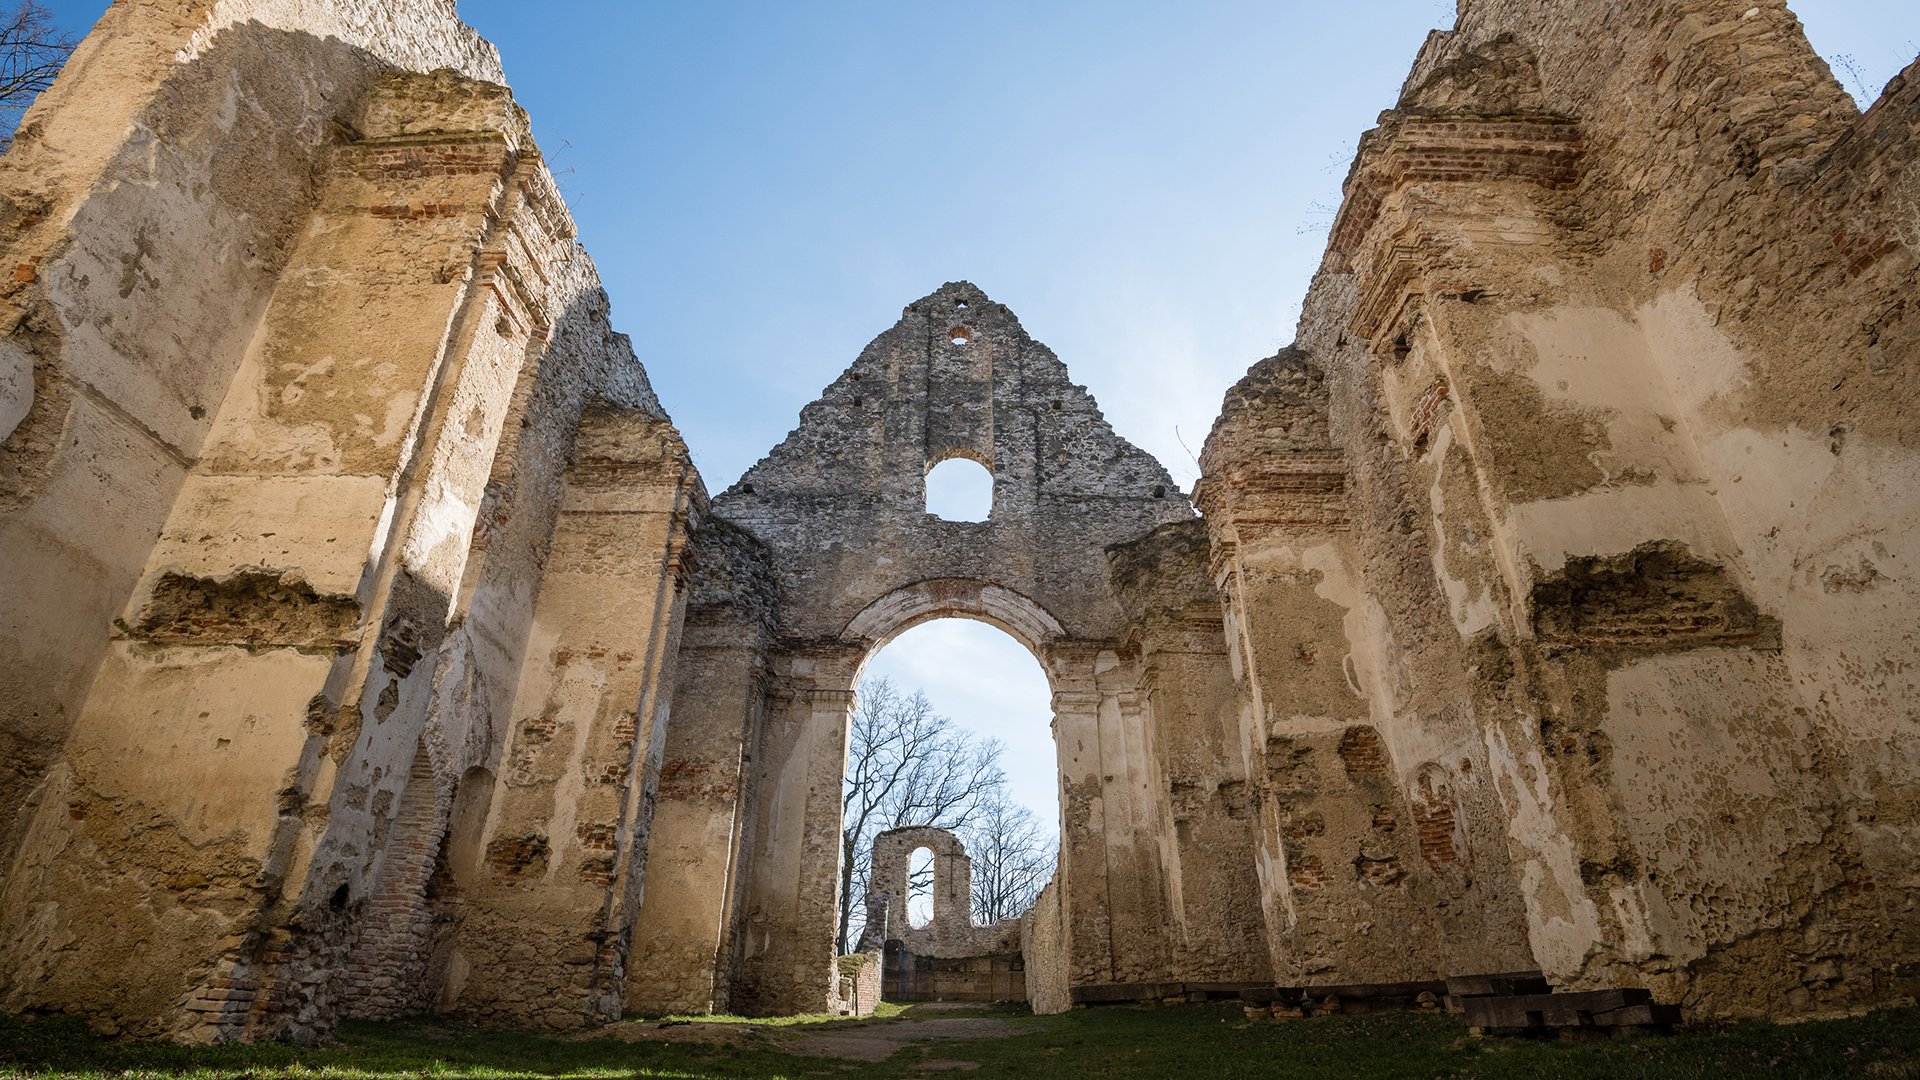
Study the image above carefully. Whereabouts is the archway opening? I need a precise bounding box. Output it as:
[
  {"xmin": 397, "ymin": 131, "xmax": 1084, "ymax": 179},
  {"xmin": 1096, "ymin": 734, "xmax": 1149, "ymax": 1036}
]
[
  {"xmin": 838, "ymin": 617, "xmax": 1058, "ymax": 953},
  {"xmin": 925, "ymin": 456, "xmax": 993, "ymax": 521}
]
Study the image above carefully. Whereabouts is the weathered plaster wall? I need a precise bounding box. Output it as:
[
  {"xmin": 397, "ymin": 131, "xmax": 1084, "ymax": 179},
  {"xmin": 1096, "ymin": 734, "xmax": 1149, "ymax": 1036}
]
[
  {"xmin": 1253, "ymin": 0, "xmax": 1920, "ymax": 1018},
  {"xmin": 1104, "ymin": 521, "xmax": 1272, "ymax": 984},
  {"xmin": 446, "ymin": 406, "xmax": 699, "ymax": 1030},
  {"xmin": 1197, "ymin": 350, "xmax": 1535, "ymax": 987},
  {"xmin": 625, "ymin": 519, "xmax": 777, "ymax": 1017},
  {"xmin": 4, "ymin": 0, "xmax": 1916, "ymax": 1043},
  {"xmin": 0, "ymin": 0, "xmax": 501, "ymax": 892},
  {"xmin": 0, "ymin": 1, "xmax": 696, "ymax": 1042}
]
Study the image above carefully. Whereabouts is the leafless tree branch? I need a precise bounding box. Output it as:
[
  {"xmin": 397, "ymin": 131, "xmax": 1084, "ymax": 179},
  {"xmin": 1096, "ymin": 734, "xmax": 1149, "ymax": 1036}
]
[
  {"xmin": 0, "ymin": 1, "xmax": 75, "ymax": 147},
  {"xmin": 837, "ymin": 677, "xmax": 1014, "ymax": 954},
  {"xmin": 961, "ymin": 790, "xmax": 1055, "ymax": 924}
]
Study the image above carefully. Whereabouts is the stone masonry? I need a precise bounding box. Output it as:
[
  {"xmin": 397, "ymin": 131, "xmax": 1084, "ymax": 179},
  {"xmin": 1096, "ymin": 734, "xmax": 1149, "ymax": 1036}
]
[
  {"xmin": 0, "ymin": 0, "xmax": 1916, "ymax": 1044},
  {"xmin": 858, "ymin": 826, "xmax": 1026, "ymax": 1003}
]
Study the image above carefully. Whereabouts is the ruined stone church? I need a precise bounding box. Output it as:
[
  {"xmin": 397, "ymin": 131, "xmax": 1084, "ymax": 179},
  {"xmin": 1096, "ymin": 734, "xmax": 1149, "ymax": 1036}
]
[{"xmin": 0, "ymin": 0, "xmax": 1914, "ymax": 1044}]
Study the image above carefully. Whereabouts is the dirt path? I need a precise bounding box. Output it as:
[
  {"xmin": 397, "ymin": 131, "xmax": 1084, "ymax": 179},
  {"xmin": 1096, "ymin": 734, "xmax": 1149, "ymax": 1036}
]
[{"xmin": 780, "ymin": 1014, "xmax": 1024, "ymax": 1063}]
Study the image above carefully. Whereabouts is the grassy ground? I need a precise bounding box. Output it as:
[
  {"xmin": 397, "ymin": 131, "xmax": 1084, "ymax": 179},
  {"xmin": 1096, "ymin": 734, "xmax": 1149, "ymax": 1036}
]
[{"xmin": 2, "ymin": 1001, "xmax": 1918, "ymax": 1079}]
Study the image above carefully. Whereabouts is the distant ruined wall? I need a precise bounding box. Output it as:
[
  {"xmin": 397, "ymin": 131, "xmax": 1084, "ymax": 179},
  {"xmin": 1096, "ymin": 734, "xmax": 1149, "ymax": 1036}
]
[
  {"xmin": 1201, "ymin": 0, "xmax": 1920, "ymax": 1018},
  {"xmin": 860, "ymin": 826, "xmax": 1021, "ymax": 958},
  {"xmin": 861, "ymin": 826, "xmax": 1025, "ymax": 1003},
  {"xmin": 0, "ymin": 0, "xmax": 697, "ymax": 1042}
]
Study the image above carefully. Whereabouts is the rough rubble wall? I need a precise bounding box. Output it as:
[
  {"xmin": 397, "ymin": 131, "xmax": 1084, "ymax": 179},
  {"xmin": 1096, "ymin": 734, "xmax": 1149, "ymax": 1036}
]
[
  {"xmin": 1267, "ymin": 0, "xmax": 1920, "ymax": 1017},
  {"xmin": 862, "ymin": 826, "xmax": 1025, "ymax": 1003},
  {"xmin": 1019, "ymin": 878, "xmax": 1069, "ymax": 1013},
  {"xmin": 0, "ymin": 1, "xmax": 694, "ymax": 1042},
  {"xmin": 703, "ymin": 282, "xmax": 1200, "ymax": 1014},
  {"xmin": 715, "ymin": 282, "xmax": 1191, "ymax": 640}
]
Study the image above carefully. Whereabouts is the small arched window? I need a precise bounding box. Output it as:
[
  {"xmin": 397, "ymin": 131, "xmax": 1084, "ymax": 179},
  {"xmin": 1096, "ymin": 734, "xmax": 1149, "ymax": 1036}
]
[
  {"xmin": 907, "ymin": 846, "xmax": 935, "ymax": 928},
  {"xmin": 925, "ymin": 457, "xmax": 993, "ymax": 521}
]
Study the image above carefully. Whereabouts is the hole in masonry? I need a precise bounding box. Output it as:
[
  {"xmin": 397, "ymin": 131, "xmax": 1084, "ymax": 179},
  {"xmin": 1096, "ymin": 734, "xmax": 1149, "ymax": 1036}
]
[
  {"xmin": 949, "ymin": 326, "xmax": 972, "ymax": 346},
  {"xmin": 1049, "ymin": 400, "xmax": 1062, "ymax": 412},
  {"xmin": 1152, "ymin": 485, "xmax": 1166, "ymax": 498},
  {"xmin": 925, "ymin": 456, "xmax": 992, "ymax": 521},
  {"xmin": 955, "ymin": 299, "xmax": 969, "ymax": 310},
  {"xmin": 908, "ymin": 846, "xmax": 935, "ymax": 928}
]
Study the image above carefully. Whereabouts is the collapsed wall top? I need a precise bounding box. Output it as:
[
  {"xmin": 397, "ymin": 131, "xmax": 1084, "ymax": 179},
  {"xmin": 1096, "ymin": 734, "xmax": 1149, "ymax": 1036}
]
[{"xmin": 711, "ymin": 282, "xmax": 1193, "ymax": 645}]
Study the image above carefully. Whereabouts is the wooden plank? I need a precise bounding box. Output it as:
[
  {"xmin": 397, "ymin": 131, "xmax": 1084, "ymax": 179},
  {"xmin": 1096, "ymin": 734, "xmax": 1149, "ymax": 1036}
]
[
  {"xmin": 1465, "ymin": 988, "xmax": 1657, "ymax": 1030},
  {"xmin": 1444, "ymin": 971, "xmax": 1551, "ymax": 997},
  {"xmin": 1070, "ymin": 982, "xmax": 1184, "ymax": 1004}
]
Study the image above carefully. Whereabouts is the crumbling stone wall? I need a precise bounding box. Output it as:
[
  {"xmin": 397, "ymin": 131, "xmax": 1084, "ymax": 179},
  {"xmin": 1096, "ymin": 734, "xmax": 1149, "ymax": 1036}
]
[
  {"xmin": 1231, "ymin": 0, "xmax": 1920, "ymax": 1018},
  {"xmin": 0, "ymin": 0, "xmax": 697, "ymax": 1043},
  {"xmin": 859, "ymin": 826, "xmax": 1025, "ymax": 1003},
  {"xmin": 629, "ymin": 282, "xmax": 1248, "ymax": 1017},
  {"xmin": 623, "ymin": 518, "xmax": 778, "ymax": 1017},
  {"xmin": 3, "ymin": 0, "xmax": 1916, "ymax": 1044}
]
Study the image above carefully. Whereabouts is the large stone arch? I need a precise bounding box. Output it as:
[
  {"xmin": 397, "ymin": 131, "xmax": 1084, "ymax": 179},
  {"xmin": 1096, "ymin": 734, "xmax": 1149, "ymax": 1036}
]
[
  {"xmin": 845, "ymin": 577, "xmax": 1065, "ymax": 674},
  {"xmin": 626, "ymin": 282, "xmax": 1270, "ymax": 1016}
]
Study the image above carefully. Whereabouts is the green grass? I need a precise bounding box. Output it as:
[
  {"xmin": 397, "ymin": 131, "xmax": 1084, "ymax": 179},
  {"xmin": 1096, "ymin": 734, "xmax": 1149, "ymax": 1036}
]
[{"xmin": 3, "ymin": 1002, "xmax": 1917, "ymax": 1079}]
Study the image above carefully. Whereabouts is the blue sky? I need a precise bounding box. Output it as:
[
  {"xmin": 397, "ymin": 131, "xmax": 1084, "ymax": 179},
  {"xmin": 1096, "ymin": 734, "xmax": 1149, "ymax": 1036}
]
[{"xmin": 40, "ymin": 0, "xmax": 1920, "ymax": 836}]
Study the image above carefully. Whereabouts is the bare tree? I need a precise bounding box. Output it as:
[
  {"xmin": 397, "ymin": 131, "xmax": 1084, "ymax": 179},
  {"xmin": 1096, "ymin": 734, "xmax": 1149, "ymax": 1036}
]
[
  {"xmin": 961, "ymin": 790, "xmax": 1056, "ymax": 925},
  {"xmin": 0, "ymin": 1, "xmax": 75, "ymax": 147},
  {"xmin": 837, "ymin": 677, "xmax": 1004, "ymax": 955}
]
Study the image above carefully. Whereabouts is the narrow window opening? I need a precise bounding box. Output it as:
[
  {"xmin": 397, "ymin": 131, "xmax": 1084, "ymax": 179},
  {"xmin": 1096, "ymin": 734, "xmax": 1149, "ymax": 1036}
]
[
  {"xmin": 908, "ymin": 846, "xmax": 935, "ymax": 928},
  {"xmin": 925, "ymin": 457, "xmax": 993, "ymax": 521},
  {"xmin": 948, "ymin": 326, "xmax": 972, "ymax": 346}
]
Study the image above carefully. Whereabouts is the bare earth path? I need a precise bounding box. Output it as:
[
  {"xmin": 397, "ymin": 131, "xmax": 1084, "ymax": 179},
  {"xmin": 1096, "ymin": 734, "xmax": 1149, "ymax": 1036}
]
[{"xmin": 588, "ymin": 1002, "xmax": 1026, "ymax": 1068}]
